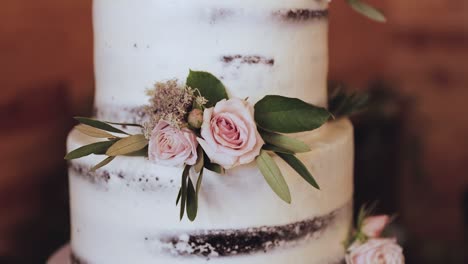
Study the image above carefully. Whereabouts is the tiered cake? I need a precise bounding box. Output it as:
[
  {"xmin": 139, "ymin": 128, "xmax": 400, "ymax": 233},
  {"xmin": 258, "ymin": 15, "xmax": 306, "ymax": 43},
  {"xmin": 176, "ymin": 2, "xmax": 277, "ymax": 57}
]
[{"xmin": 67, "ymin": 0, "xmax": 354, "ymax": 263}]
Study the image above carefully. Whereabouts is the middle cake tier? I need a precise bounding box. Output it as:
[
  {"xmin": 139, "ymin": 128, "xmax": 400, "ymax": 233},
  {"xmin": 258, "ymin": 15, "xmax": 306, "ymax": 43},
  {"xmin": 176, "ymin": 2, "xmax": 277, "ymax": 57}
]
[{"xmin": 67, "ymin": 118, "xmax": 354, "ymax": 264}]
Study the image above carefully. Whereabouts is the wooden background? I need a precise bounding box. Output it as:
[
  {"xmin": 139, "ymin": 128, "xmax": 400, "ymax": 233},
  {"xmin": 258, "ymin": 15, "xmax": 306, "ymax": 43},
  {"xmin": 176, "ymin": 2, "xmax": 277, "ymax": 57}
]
[{"xmin": 1, "ymin": 0, "xmax": 467, "ymax": 263}]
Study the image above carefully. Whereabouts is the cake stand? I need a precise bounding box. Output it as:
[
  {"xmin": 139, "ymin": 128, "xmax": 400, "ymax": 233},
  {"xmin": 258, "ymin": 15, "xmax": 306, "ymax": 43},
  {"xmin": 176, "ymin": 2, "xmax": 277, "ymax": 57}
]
[{"xmin": 47, "ymin": 244, "xmax": 70, "ymax": 264}]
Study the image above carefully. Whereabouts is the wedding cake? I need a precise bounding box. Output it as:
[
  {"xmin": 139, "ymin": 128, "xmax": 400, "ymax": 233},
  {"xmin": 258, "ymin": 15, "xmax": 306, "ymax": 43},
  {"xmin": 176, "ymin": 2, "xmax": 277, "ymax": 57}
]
[{"xmin": 65, "ymin": 0, "xmax": 356, "ymax": 263}]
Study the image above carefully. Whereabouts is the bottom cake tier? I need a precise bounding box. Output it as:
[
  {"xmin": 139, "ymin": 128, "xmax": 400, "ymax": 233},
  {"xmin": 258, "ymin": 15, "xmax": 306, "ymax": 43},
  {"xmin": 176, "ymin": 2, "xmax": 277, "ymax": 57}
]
[{"xmin": 67, "ymin": 118, "xmax": 354, "ymax": 264}]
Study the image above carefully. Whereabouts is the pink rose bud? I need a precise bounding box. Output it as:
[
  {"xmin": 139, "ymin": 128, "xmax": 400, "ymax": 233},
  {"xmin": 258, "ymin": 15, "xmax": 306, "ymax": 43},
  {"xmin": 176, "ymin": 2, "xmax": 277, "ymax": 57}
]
[
  {"xmin": 346, "ymin": 238, "xmax": 404, "ymax": 264},
  {"xmin": 197, "ymin": 98, "xmax": 264, "ymax": 169},
  {"xmin": 188, "ymin": 109, "xmax": 204, "ymax": 129},
  {"xmin": 362, "ymin": 215, "xmax": 391, "ymax": 238},
  {"xmin": 148, "ymin": 120, "xmax": 198, "ymax": 167}
]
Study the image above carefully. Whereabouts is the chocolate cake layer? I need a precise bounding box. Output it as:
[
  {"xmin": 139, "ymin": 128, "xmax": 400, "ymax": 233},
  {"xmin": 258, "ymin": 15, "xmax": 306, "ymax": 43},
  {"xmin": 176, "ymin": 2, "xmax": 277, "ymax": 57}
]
[
  {"xmin": 153, "ymin": 204, "xmax": 349, "ymax": 258},
  {"xmin": 274, "ymin": 9, "xmax": 329, "ymax": 21},
  {"xmin": 69, "ymin": 163, "xmax": 178, "ymax": 190},
  {"xmin": 93, "ymin": 106, "xmax": 147, "ymax": 124},
  {"xmin": 222, "ymin": 55, "xmax": 275, "ymax": 66},
  {"xmin": 207, "ymin": 8, "xmax": 328, "ymax": 24}
]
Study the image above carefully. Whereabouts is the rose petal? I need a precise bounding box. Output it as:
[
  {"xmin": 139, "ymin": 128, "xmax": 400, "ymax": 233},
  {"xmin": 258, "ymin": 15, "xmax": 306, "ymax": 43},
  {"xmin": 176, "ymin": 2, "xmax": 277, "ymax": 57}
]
[
  {"xmin": 212, "ymin": 113, "xmax": 251, "ymax": 155},
  {"xmin": 148, "ymin": 121, "xmax": 198, "ymax": 167},
  {"xmin": 198, "ymin": 98, "xmax": 262, "ymax": 169},
  {"xmin": 239, "ymin": 130, "xmax": 265, "ymax": 164},
  {"xmin": 197, "ymin": 138, "xmax": 238, "ymax": 169},
  {"xmin": 346, "ymin": 239, "xmax": 404, "ymax": 264},
  {"xmin": 362, "ymin": 215, "xmax": 391, "ymax": 238}
]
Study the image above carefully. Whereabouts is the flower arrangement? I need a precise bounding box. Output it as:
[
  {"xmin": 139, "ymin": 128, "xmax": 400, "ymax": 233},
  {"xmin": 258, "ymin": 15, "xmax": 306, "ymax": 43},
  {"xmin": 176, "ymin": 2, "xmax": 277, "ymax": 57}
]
[
  {"xmin": 344, "ymin": 205, "xmax": 405, "ymax": 264},
  {"xmin": 65, "ymin": 71, "xmax": 367, "ymax": 221}
]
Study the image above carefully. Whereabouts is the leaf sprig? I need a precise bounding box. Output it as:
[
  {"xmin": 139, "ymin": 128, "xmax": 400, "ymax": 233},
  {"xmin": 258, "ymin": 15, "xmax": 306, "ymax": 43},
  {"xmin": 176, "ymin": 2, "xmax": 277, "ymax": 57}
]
[
  {"xmin": 188, "ymin": 71, "xmax": 330, "ymax": 205},
  {"xmin": 328, "ymin": 83, "xmax": 370, "ymax": 118},
  {"xmin": 65, "ymin": 117, "xmax": 148, "ymax": 171},
  {"xmin": 176, "ymin": 164, "xmax": 204, "ymax": 221},
  {"xmin": 344, "ymin": 203, "xmax": 378, "ymax": 249}
]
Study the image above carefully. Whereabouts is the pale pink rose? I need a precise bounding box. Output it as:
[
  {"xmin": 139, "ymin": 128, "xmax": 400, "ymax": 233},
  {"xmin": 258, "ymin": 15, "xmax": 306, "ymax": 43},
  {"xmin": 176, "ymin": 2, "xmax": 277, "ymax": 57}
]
[
  {"xmin": 362, "ymin": 215, "xmax": 391, "ymax": 238},
  {"xmin": 346, "ymin": 238, "xmax": 404, "ymax": 264},
  {"xmin": 198, "ymin": 98, "xmax": 264, "ymax": 169},
  {"xmin": 148, "ymin": 121, "xmax": 198, "ymax": 167}
]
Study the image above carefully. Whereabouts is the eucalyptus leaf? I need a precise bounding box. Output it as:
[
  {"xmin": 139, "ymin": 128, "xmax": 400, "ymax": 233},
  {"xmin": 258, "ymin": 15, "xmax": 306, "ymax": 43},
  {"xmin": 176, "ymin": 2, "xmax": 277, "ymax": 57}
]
[
  {"xmin": 76, "ymin": 124, "xmax": 117, "ymax": 139},
  {"xmin": 90, "ymin": 156, "xmax": 116, "ymax": 172},
  {"xmin": 203, "ymin": 152, "xmax": 225, "ymax": 174},
  {"xmin": 176, "ymin": 188, "xmax": 182, "ymax": 206},
  {"xmin": 260, "ymin": 130, "xmax": 311, "ymax": 153},
  {"xmin": 75, "ymin": 117, "xmax": 129, "ymax": 135},
  {"xmin": 346, "ymin": 0, "xmax": 386, "ymax": 23},
  {"xmin": 196, "ymin": 168, "xmax": 204, "ymax": 195},
  {"xmin": 64, "ymin": 140, "xmax": 116, "ymax": 160},
  {"xmin": 186, "ymin": 70, "xmax": 228, "ymax": 107},
  {"xmin": 186, "ymin": 177, "xmax": 198, "ymax": 221},
  {"xmin": 179, "ymin": 166, "xmax": 190, "ymax": 220},
  {"xmin": 357, "ymin": 205, "xmax": 367, "ymax": 230},
  {"xmin": 106, "ymin": 134, "xmax": 148, "ymax": 156},
  {"xmin": 276, "ymin": 152, "xmax": 320, "ymax": 190},
  {"xmin": 123, "ymin": 146, "xmax": 148, "ymax": 157},
  {"xmin": 204, "ymin": 162, "xmax": 224, "ymax": 174},
  {"xmin": 357, "ymin": 202, "xmax": 378, "ymax": 229},
  {"xmin": 194, "ymin": 147, "xmax": 204, "ymax": 173},
  {"xmin": 262, "ymin": 144, "xmax": 295, "ymax": 155},
  {"xmin": 255, "ymin": 95, "xmax": 331, "ymax": 133},
  {"xmin": 256, "ymin": 150, "xmax": 291, "ymax": 204},
  {"xmin": 105, "ymin": 121, "xmax": 143, "ymax": 127},
  {"xmin": 328, "ymin": 84, "xmax": 369, "ymax": 118}
]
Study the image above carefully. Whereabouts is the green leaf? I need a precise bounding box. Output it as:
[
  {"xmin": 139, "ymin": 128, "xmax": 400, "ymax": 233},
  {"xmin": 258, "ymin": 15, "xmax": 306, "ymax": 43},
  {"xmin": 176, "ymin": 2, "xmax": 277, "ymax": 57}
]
[
  {"xmin": 204, "ymin": 162, "xmax": 224, "ymax": 174},
  {"xmin": 104, "ymin": 121, "xmax": 143, "ymax": 127},
  {"xmin": 90, "ymin": 156, "xmax": 116, "ymax": 172},
  {"xmin": 262, "ymin": 144, "xmax": 295, "ymax": 154},
  {"xmin": 64, "ymin": 140, "xmax": 116, "ymax": 160},
  {"xmin": 203, "ymin": 152, "xmax": 225, "ymax": 174},
  {"xmin": 75, "ymin": 117, "xmax": 129, "ymax": 135},
  {"xmin": 194, "ymin": 147, "xmax": 204, "ymax": 173},
  {"xmin": 276, "ymin": 152, "xmax": 320, "ymax": 190},
  {"xmin": 346, "ymin": 0, "xmax": 387, "ymax": 23},
  {"xmin": 357, "ymin": 205, "xmax": 367, "ymax": 230},
  {"xmin": 176, "ymin": 188, "xmax": 182, "ymax": 206},
  {"xmin": 186, "ymin": 177, "xmax": 198, "ymax": 221},
  {"xmin": 356, "ymin": 202, "xmax": 378, "ymax": 230},
  {"xmin": 256, "ymin": 150, "xmax": 291, "ymax": 203},
  {"xmin": 106, "ymin": 134, "xmax": 148, "ymax": 156},
  {"xmin": 328, "ymin": 84, "xmax": 369, "ymax": 118},
  {"xmin": 123, "ymin": 146, "xmax": 148, "ymax": 157},
  {"xmin": 196, "ymin": 168, "xmax": 204, "ymax": 195},
  {"xmin": 76, "ymin": 124, "xmax": 117, "ymax": 139},
  {"xmin": 260, "ymin": 130, "xmax": 311, "ymax": 153},
  {"xmin": 255, "ymin": 95, "xmax": 331, "ymax": 133},
  {"xmin": 179, "ymin": 166, "xmax": 190, "ymax": 220},
  {"xmin": 186, "ymin": 70, "xmax": 228, "ymax": 107},
  {"xmin": 181, "ymin": 168, "xmax": 204, "ymax": 221}
]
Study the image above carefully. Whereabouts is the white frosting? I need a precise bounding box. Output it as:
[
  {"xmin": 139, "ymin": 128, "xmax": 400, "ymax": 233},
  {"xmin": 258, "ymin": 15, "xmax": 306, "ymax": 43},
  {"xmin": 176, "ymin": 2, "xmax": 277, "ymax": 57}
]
[
  {"xmin": 93, "ymin": 0, "xmax": 329, "ymax": 121},
  {"xmin": 68, "ymin": 118, "xmax": 354, "ymax": 263}
]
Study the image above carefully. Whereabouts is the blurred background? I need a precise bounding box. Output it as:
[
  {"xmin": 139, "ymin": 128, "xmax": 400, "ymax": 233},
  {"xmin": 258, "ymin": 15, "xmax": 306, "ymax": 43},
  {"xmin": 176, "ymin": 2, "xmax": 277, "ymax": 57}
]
[{"xmin": 1, "ymin": 0, "xmax": 467, "ymax": 263}]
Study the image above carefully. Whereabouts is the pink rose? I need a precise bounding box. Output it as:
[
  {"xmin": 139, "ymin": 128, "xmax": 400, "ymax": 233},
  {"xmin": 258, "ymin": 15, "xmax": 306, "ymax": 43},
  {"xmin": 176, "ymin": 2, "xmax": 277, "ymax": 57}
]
[
  {"xmin": 198, "ymin": 98, "xmax": 264, "ymax": 169},
  {"xmin": 346, "ymin": 239, "xmax": 404, "ymax": 264},
  {"xmin": 148, "ymin": 121, "xmax": 198, "ymax": 167},
  {"xmin": 362, "ymin": 215, "xmax": 391, "ymax": 238}
]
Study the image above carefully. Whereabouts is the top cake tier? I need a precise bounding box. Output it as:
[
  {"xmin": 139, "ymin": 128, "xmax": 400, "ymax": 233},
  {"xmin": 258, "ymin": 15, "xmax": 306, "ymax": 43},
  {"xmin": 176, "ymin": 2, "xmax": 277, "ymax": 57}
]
[{"xmin": 93, "ymin": 0, "xmax": 330, "ymax": 122}]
